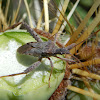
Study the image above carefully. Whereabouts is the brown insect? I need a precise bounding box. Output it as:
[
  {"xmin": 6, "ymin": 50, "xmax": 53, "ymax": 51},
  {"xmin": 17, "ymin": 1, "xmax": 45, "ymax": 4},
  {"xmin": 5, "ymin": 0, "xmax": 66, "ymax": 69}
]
[{"xmin": 0, "ymin": 22, "xmax": 76, "ymax": 87}]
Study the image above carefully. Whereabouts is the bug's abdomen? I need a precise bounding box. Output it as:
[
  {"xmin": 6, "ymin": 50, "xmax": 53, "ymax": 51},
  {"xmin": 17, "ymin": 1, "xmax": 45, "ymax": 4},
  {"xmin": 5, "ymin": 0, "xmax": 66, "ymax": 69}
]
[
  {"xmin": 17, "ymin": 44, "xmax": 33, "ymax": 54},
  {"xmin": 17, "ymin": 45, "xmax": 42, "ymax": 57}
]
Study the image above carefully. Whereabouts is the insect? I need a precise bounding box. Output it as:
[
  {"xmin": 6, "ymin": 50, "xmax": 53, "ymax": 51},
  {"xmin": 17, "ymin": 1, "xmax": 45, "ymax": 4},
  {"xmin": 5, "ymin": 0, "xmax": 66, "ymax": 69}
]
[{"xmin": 0, "ymin": 22, "xmax": 76, "ymax": 87}]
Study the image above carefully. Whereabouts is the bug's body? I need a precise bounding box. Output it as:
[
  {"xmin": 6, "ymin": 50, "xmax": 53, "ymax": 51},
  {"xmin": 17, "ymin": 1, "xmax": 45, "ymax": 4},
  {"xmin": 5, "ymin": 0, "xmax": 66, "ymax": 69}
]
[
  {"xmin": 17, "ymin": 40, "xmax": 57, "ymax": 58},
  {"xmin": 0, "ymin": 22, "xmax": 76, "ymax": 87},
  {"xmin": 17, "ymin": 40, "xmax": 70, "ymax": 59}
]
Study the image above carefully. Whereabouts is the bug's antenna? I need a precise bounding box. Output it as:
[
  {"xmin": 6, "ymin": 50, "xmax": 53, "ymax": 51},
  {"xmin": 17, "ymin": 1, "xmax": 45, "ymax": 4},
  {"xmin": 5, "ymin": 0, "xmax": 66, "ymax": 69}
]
[{"xmin": 65, "ymin": 29, "xmax": 100, "ymax": 50}]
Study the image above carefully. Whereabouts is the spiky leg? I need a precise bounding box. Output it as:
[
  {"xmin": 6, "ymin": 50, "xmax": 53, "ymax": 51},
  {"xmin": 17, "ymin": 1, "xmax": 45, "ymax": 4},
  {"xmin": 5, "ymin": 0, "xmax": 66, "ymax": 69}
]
[
  {"xmin": 48, "ymin": 57, "xmax": 54, "ymax": 87},
  {"xmin": 69, "ymin": 53, "xmax": 84, "ymax": 66},
  {"xmin": 69, "ymin": 53, "xmax": 90, "ymax": 72},
  {"xmin": 21, "ymin": 22, "xmax": 42, "ymax": 42},
  {"xmin": 1, "ymin": 22, "xmax": 22, "ymax": 32},
  {"xmin": 3, "ymin": 22, "xmax": 42, "ymax": 42},
  {"xmin": 0, "ymin": 61, "xmax": 41, "ymax": 78}
]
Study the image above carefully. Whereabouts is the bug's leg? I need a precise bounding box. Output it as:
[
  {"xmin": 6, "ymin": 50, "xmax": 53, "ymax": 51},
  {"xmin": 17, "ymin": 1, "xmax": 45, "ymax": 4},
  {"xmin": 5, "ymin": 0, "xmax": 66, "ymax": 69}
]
[
  {"xmin": 54, "ymin": 56, "xmax": 75, "ymax": 63},
  {"xmin": 0, "ymin": 61, "xmax": 41, "ymax": 78},
  {"xmin": 48, "ymin": 57, "xmax": 54, "ymax": 87},
  {"xmin": 1, "ymin": 22, "xmax": 22, "ymax": 32},
  {"xmin": 69, "ymin": 53, "xmax": 84, "ymax": 65},
  {"xmin": 23, "ymin": 61, "xmax": 41, "ymax": 73},
  {"xmin": 0, "ymin": 72, "xmax": 25, "ymax": 78},
  {"xmin": 2, "ymin": 22, "xmax": 42, "ymax": 42},
  {"xmin": 21, "ymin": 22, "xmax": 42, "ymax": 42},
  {"xmin": 69, "ymin": 53, "xmax": 89, "ymax": 72}
]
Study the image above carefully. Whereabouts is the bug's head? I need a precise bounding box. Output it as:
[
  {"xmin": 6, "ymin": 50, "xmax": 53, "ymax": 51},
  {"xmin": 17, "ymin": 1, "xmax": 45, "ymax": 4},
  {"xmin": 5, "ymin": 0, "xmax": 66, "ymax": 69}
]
[{"xmin": 17, "ymin": 43, "xmax": 33, "ymax": 55}]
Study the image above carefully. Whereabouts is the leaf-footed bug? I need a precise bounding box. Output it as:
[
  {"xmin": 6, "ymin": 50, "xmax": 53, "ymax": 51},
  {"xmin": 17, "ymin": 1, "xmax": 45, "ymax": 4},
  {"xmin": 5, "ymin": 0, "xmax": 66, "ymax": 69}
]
[{"xmin": 0, "ymin": 22, "xmax": 78, "ymax": 87}]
